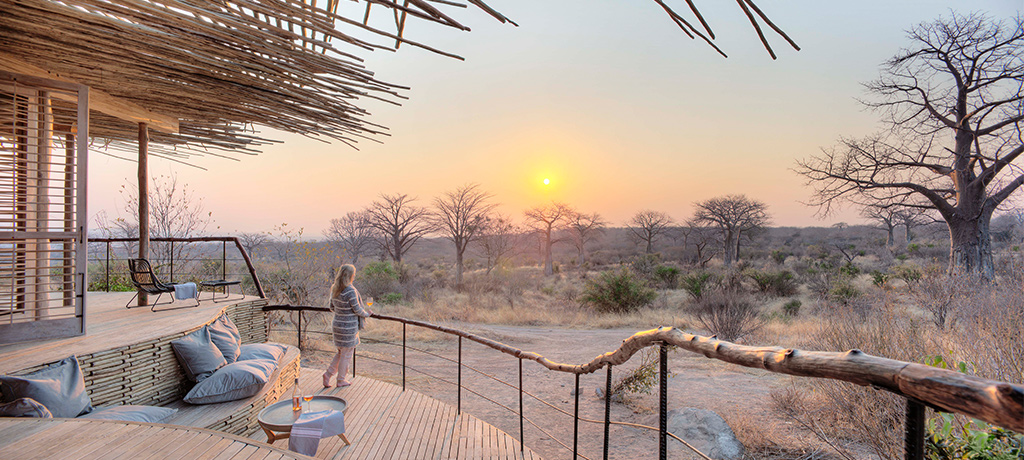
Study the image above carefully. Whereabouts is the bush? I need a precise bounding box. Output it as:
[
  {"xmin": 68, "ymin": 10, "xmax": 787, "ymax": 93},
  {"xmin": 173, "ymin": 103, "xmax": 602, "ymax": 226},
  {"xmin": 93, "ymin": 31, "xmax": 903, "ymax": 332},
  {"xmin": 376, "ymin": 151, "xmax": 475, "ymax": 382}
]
[
  {"xmin": 828, "ymin": 280, "xmax": 861, "ymax": 305},
  {"xmin": 630, "ymin": 253, "xmax": 661, "ymax": 278},
  {"xmin": 889, "ymin": 264, "xmax": 923, "ymax": 290},
  {"xmin": 782, "ymin": 299, "xmax": 801, "ymax": 316},
  {"xmin": 680, "ymin": 271, "xmax": 718, "ymax": 301},
  {"xmin": 770, "ymin": 249, "xmax": 790, "ymax": 265},
  {"xmin": 581, "ymin": 269, "xmax": 657, "ymax": 314},
  {"xmin": 360, "ymin": 261, "xmax": 400, "ymax": 299},
  {"xmin": 653, "ymin": 265, "xmax": 681, "ymax": 289},
  {"xmin": 380, "ymin": 292, "xmax": 404, "ymax": 304},
  {"xmin": 689, "ymin": 289, "xmax": 763, "ymax": 341},
  {"xmin": 743, "ymin": 269, "xmax": 798, "ymax": 297}
]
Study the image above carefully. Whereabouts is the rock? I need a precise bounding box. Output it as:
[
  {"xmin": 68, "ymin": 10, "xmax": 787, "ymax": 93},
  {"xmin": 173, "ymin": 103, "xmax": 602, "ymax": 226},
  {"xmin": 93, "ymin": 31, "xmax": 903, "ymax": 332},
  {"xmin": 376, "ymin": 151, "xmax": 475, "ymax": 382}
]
[
  {"xmin": 595, "ymin": 387, "xmax": 605, "ymax": 398},
  {"xmin": 665, "ymin": 408, "xmax": 744, "ymax": 460}
]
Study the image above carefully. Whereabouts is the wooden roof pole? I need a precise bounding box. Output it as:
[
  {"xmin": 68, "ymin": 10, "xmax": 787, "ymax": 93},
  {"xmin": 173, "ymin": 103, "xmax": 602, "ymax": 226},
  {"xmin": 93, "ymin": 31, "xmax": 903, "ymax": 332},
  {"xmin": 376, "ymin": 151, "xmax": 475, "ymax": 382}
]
[{"xmin": 138, "ymin": 122, "xmax": 149, "ymax": 306}]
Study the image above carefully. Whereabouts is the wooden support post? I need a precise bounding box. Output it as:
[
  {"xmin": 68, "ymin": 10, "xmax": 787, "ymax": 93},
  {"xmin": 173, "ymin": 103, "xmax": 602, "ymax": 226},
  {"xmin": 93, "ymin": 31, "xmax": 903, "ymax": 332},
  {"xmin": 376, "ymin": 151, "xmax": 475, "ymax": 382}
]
[{"xmin": 137, "ymin": 122, "xmax": 149, "ymax": 306}]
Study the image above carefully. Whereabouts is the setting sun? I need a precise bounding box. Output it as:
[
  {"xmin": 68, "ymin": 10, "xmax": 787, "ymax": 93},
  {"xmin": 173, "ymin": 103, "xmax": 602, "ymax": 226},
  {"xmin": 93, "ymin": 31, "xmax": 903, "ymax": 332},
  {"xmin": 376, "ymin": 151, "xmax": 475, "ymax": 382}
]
[{"xmin": 543, "ymin": 178, "xmax": 550, "ymax": 185}]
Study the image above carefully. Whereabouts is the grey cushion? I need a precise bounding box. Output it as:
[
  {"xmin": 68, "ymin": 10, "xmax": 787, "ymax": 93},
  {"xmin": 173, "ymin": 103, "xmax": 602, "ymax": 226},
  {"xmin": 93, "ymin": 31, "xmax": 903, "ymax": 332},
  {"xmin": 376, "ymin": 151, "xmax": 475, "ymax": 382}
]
[
  {"xmin": 0, "ymin": 356, "xmax": 92, "ymax": 418},
  {"xmin": 79, "ymin": 405, "xmax": 177, "ymax": 423},
  {"xmin": 238, "ymin": 343, "xmax": 286, "ymax": 363},
  {"xmin": 171, "ymin": 326, "xmax": 226, "ymax": 383},
  {"xmin": 183, "ymin": 359, "xmax": 278, "ymax": 405},
  {"xmin": 208, "ymin": 314, "xmax": 242, "ymax": 364},
  {"xmin": 0, "ymin": 398, "xmax": 52, "ymax": 418}
]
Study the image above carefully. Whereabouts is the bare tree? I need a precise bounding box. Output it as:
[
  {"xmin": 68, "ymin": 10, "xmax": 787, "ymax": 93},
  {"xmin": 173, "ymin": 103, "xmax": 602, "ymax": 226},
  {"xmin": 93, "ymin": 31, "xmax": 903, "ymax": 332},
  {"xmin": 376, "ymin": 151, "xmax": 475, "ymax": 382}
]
[
  {"xmin": 692, "ymin": 195, "xmax": 770, "ymax": 266},
  {"xmin": 433, "ymin": 184, "xmax": 496, "ymax": 290},
  {"xmin": 860, "ymin": 205, "xmax": 899, "ymax": 249},
  {"xmin": 477, "ymin": 214, "xmax": 522, "ymax": 275},
  {"xmin": 365, "ymin": 193, "xmax": 433, "ymax": 264},
  {"xmin": 797, "ymin": 14, "xmax": 1024, "ymax": 280},
  {"xmin": 894, "ymin": 207, "xmax": 932, "ymax": 244},
  {"xmin": 681, "ymin": 222, "xmax": 718, "ymax": 268},
  {"xmin": 566, "ymin": 211, "xmax": 606, "ymax": 266},
  {"xmin": 524, "ymin": 202, "xmax": 572, "ymax": 276},
  {"xmin": 236, "ymin": 232, "xmax": 269, "ymax": 256},
  {"xmin": 324, "ymin": 210, "xmax": 376, "ymax": 265},
  {"xmin": 628, "ymin": 210, "xmax": 673, "ymax": 254}
]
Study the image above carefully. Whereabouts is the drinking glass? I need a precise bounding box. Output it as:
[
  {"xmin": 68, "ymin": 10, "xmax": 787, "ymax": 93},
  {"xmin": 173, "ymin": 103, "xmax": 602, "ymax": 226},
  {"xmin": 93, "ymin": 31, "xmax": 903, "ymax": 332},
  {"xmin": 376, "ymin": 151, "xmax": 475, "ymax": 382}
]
[
  {"xmin": 365, "ymin": 297, "xmax": 374, "ymax": 308},
  {"xmin": 303, "ymin": 394, "xmax": 314, "ymax": 412}
]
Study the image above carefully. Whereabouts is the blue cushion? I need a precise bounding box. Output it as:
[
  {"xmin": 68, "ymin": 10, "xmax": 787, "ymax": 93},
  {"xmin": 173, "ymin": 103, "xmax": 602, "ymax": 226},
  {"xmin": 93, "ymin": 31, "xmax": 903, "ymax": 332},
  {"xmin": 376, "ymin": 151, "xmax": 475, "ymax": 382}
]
[
  {"xmin": 0, "ymin": 356, "xmax": 92, "ymax": 418},
  {"xmin": 0, "ymin": 398, "xmax": 52, "ymax": 418},
  {"xmin": 80, "ymin": 405, "xmax": 177, "ymax": 423},
  {"xmin": 208, "ymin": 314, "xmax": 242, "ymax": 364},
  {"xmin": 171, "ymin": 326, "xmax": 226, "ymax": 383},
  {"xmin": 238, "ymin": 343, "xmax": 286, "ymax": 363},
  {"xmin": 183, "ymin": 359, "xmax": 278, "ymax": 405}
]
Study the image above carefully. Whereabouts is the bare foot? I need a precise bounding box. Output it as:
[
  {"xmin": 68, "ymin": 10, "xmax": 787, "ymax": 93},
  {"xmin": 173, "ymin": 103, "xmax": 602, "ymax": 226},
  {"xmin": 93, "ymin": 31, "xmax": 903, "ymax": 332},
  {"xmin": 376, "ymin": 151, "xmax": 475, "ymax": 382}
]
[
  {"xmin": 336, "ymin": 379, "xmax": 352, "ymax": 387},
  {"xmin": 322, "ymin": 372, "xmax": 334, "ymax": 388}
]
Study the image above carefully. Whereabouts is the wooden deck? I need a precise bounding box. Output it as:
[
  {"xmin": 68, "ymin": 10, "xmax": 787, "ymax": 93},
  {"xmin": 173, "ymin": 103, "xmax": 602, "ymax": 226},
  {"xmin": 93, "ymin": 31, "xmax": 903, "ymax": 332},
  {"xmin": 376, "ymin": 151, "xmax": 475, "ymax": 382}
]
[
  {"xmin": 0, "ymin": 418, "xmax": 313, "ymax": 460},
  {"xmin": 249, "ymin": 369, "xmax": 543, "ymax": 460},
  {"xmin": 0, "ymin": 292, "xmax": 260, "ymax": 374}
]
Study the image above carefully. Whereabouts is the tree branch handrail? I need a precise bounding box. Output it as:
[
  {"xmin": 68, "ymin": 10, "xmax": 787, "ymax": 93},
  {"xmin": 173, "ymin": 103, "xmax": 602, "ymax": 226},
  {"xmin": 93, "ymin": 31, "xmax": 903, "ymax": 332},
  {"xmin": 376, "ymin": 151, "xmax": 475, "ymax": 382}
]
[
  {"xmin": 264, "ymin": 305, "xmax": 1024, "ymax": 432},
  {"xmin": 92, "ymin": 236, "xmax": 265, "ymax": 298}
]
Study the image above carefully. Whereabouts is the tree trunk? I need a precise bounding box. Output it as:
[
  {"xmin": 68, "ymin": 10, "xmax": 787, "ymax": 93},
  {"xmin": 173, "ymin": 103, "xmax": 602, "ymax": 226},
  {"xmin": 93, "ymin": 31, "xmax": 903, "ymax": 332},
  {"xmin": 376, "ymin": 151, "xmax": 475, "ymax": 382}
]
[
  {"xmin": 723, "ymin": 229, "xmax": 735, "ymax": 266},
  {"xmin": 455, "ymin": 251, "xmax": 464, "ymax": 291},
  {"xmin": 137, "ymin": 123, "xmax": 149, "ymax": 306},
  {"xmin": 544, "ymin": 227, "xmax": 554, "ymax": 276},
  {"xmin": 947, "ymin": 211, "xmax": 995, "ymax": 280},
  {"xmin": 645, "ymin": 237, "xmax": 653, "ymax": 254},
  {"xmin": 904, "ymin": 224, "xmax": 913, "ymax": 244}
]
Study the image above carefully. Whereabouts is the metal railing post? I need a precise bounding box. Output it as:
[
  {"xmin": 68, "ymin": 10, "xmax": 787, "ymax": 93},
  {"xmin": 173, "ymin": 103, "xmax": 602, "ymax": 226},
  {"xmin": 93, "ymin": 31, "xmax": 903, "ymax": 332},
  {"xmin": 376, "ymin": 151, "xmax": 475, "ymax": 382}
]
[
  {"xmin": 402, "ymin": 322, "xmax": 406, "ymax": 391},
  {"xmin": 297, "ymin": 312, "xmax": 302, "ymax": 350},
  {"xmin": 169, "ymin": 241, "xmax": 174, "ymax": 283},
  {"xmin": 604, "ymin": 364, "xmax": 612, "ymax": 460},
  {"xmin": 519, "ymin": 357, "xmax": 524, "ymax": 452},
  {"xmin": 457, "ymin": 336, "xmax": 462, "ymax": 414},
  {"xmin": 573, "ymin": 372, "xmax": 580, "ymax": 459},
  {"xmin": 352, "ymin": 348, "xmax": 356, "ymax": 377},
  {"xmin": 222, "ymin": 241, "xmax": 227, "ymax": 280},
  {"xmin": 905, "ymin": 399, "xmax": 925, "ymax": 460},
  {"xmin": 104, "ymin": 241, "xmax": 110, "ymax": 291},
  {"xmin": 659, "ymin": 343, "xmax": 668, "ymax": 460}
]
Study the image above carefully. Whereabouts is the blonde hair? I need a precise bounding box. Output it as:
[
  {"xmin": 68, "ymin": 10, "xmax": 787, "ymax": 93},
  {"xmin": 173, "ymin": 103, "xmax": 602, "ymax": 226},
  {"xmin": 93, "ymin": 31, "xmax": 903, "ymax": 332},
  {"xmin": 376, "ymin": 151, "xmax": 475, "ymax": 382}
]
[{"xmin": 330, "ymin": 264, "xmax": 356, "ymax": 298}]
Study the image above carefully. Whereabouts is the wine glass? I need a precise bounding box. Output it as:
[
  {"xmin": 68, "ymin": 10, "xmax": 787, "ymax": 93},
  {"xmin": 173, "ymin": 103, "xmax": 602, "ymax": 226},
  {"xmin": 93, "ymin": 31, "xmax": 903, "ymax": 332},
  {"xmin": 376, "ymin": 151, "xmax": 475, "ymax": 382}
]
[
  {"xmin": 365, "ymin": 297, "xmax": 374, "ymax": 308},
  {"xmin": 302, "ymin": 394, "xmax": 314, "ymax": 411}
]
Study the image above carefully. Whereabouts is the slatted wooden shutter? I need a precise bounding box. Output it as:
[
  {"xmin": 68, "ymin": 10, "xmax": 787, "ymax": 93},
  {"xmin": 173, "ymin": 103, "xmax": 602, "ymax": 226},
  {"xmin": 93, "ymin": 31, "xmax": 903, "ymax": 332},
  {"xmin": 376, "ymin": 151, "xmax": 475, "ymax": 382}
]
[{"xmin": 0, "ymin": 72, "xmax": 88, "ymax": 344}]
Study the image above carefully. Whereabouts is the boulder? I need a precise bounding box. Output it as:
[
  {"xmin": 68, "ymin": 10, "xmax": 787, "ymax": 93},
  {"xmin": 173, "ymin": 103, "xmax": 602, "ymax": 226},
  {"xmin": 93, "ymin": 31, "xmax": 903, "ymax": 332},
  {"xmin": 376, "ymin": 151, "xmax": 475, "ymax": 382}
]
[{"xmin": 666, "ymin": 407, "xmax": 744, "ymax": 460}]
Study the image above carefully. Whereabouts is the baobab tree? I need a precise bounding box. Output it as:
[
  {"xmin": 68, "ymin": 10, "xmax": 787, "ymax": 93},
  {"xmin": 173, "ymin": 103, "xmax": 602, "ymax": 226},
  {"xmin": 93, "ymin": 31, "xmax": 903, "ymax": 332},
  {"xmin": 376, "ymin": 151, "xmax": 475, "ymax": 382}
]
[
  {"xmin": 365, "ymin": 193, "xmax": 432, "ymax": 264},
  {"xmin": 692, "ymin": 195, "xmax": 770, "ymax": 266},
  {"xmin": 566, "ymin": 211, "xmax": 606, "ymax": 266},
  {"xmin": 433, "ymin": 184, "xmax": 496, "ymax": 290},
  {"xmin": 798, "ymin": 14, "xmax": 1023, "ymax": 280},
  {"xmin": 324, "ymin": 211, "xmax": 376, "ymax": 264},
  {"xmin": 628, "ymin": 210, "xmax": 673, "ymax": 254},
  {"xmin": 860, "ymin": 205, "xmax": 899, "ymax": 249},
  {"xmin": 524, "ymin": 202, "xmax": 572, "ymax": 276}
]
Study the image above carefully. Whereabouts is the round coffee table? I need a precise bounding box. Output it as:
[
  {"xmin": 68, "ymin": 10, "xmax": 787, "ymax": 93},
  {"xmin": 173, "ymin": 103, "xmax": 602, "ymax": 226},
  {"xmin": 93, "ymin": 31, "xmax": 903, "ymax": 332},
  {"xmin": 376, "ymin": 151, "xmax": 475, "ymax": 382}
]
[{"xmin": 257, "ymin": 395, "xmax": 350, "ymax": 445}]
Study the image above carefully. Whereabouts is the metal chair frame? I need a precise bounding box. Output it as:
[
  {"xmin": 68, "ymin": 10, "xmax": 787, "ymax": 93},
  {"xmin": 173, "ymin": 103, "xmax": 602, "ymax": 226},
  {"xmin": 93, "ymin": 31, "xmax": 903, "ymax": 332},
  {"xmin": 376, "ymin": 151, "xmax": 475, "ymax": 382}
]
[{"xmin": 126, "ymin": 258, "xmax": 199, "ymax": 311}]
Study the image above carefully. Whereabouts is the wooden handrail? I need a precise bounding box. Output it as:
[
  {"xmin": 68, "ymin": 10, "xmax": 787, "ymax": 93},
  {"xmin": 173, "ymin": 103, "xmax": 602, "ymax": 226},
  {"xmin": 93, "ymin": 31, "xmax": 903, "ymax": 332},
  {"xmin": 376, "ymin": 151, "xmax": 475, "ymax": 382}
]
[
  {"xmin": 91, "ymin": 236, "xmax": 265, "ymax": 298},
  {"xmin": 263, "ymin": 306, "xmax": 1024, "ymax": 432}
]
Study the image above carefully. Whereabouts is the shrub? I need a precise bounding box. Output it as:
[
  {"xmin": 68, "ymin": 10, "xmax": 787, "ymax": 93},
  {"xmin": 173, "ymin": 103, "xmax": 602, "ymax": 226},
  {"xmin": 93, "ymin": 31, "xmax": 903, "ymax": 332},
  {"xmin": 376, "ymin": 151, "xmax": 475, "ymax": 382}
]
[
  {"xmin": 889, "ymin": 264, "xmax": 923, "ymax": 290},
  {"xmin": 782, "ymin": 299, "xmax": 801, "ymax": 316},
  {"xmin": 630, "ymin": 253, "xmax": 661, "ymax": 278},
  {"xmin": 680, "ymin": 271, "xmax": 718, "ymax": 301},
  {"xmin": 653, "ymin": 265, "xmax": 681, "ymax": 289},
  {"xmin": 828, "ymin": 280, "xmax": 860, "ymax": 305},
  {"xmin": 360, "ymin": 261, "xmax": 400, "ymax": 299},
  {"xmin": 770, "ymin": 249, "xmax": 790, "ymax": 265},
  {"xmin": 870, "ymin": 270, "xmax": 889, "ymax": 287},
  {"xmin": 581, "ymin": 269, "xmax": 657, "ymax": 314},
  {"xmin": 611, "ymin": 347, "xmax": 663, "ymax": 398},
  {"xmin": 380, "ymin": 292, "xmax": 404, "ymax": 304},
  {"xmin": 743, "ymin": 269, "xmax": 798, "ymax": 297},
  {"xmin": 689, "ymin": 289, "xmax": 763, "ymax": 341}
]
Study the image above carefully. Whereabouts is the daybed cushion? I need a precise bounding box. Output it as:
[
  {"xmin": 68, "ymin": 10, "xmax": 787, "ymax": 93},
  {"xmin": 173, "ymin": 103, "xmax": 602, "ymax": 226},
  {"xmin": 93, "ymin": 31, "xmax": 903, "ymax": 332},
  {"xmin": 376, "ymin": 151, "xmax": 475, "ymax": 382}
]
[
  {"xmin": 80, "ymin": 405, "xmax": 178, "ymax": 423},
  {"xmin": 171, "ymin": 326, "xmax": 226, "ymax": 382},
  {"xmin": 0, "ymin": 356, "xmax": 92, "ymax": 418},
  {"xmin": 0, "ymin": 398, "xmax": 52, "ymax": 418},
  {"xmin": 208, "ymin": 314, "xmax": 242, "ymax": 364},
  {"xmin": 183, "ymin": 359, "xmax": 278, "ymax": 405},
  {"xmin": 238, "ymin": 343, "xmax": 286, "ymax": 363}
]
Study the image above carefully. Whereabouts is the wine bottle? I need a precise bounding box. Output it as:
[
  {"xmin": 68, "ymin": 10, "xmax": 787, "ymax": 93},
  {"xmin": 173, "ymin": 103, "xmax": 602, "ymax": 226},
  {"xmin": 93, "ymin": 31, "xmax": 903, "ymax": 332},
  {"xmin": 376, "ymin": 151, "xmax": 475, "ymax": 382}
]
[{"xmin": 291, "ymin": 377, "xmax": 301, "ymax": 411}]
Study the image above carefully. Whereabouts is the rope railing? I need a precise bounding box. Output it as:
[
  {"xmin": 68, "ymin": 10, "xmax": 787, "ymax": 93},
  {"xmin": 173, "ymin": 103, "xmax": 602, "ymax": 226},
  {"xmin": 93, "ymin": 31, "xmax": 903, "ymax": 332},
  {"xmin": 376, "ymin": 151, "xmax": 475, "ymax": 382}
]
[{"xmin": 264, "ymin": 305, "xmax": 1024, "ymax": 460}]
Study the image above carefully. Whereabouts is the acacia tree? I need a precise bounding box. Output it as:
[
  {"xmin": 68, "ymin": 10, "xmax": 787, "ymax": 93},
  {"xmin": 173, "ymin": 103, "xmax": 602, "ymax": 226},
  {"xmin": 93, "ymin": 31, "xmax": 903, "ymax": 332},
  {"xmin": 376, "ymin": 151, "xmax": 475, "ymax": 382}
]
[
  {"xmin": 236, "ymin": 231, "xmax": 268, "ymax": 256},
  {"xmin": 692, "ymin": 195, "xmax": 770, "ymax": 266},
  {"xmin": 524, "ymin": 202, "xmax": 572, "ymax": 276},
  {"xmin": 798, "ymin": 14, "xmax": 1023, "ymax": 279},
  {"xmin": 566, "ymin": 211, "xmax": 606, "ymax": 266},
  {"xmin": 324, "ymin": 210, "xmax": 376, "ymax": 265},
  {"xmin": 628, "ymin": 210, "xmax": 673, "ymax": 254},
  {"xmin": 365, "ymin": 193, "xmax": 432, "ymax": 264},
  {"xmin": 433, "ymin": 184, "xmax": 496, "ymax": 290},
  {"xmin": 477, "ymin": 214, "xmax": 522, "ymax": 275}
]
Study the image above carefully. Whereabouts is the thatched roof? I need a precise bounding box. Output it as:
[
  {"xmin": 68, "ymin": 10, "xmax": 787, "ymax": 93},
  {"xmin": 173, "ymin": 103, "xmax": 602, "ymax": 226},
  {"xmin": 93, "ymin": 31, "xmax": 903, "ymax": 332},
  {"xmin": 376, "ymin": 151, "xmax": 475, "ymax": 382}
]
[{"xmin": 0, "ymin": 0, "xmax": 797, "ymax": 163}]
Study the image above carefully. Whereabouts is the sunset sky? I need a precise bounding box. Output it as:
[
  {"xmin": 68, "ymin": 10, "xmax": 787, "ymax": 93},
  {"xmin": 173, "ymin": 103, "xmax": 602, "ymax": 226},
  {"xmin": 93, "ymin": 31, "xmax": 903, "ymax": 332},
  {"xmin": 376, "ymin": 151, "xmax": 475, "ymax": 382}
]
[{"xmin": 87, "ymin": 0, "xmax": 1023, "ymax": 236}]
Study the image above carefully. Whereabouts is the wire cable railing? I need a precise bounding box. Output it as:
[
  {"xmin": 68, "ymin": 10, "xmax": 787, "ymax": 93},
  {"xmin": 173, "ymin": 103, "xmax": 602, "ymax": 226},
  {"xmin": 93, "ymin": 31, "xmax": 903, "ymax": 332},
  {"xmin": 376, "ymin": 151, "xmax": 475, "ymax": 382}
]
[{"xmin": 264, "ymin": 305, "xmax": 1024, "ymax": 460}]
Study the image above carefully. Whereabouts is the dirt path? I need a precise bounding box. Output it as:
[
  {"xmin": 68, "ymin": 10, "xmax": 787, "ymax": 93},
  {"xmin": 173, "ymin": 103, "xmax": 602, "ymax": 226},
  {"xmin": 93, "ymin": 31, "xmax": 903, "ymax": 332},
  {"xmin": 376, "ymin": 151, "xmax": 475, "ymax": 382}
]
[{"xmin": 309, "ymin": 324, "xmax": 836, "ymax": 459}]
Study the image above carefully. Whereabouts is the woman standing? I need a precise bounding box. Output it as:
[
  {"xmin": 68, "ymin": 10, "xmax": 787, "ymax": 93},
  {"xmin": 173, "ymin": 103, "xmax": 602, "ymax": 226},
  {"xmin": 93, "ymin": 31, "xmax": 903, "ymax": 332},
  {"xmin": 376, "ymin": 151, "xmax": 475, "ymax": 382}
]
[{"xmin": 323, "ymin": 264, "xmax": 372, "ymax": 387}]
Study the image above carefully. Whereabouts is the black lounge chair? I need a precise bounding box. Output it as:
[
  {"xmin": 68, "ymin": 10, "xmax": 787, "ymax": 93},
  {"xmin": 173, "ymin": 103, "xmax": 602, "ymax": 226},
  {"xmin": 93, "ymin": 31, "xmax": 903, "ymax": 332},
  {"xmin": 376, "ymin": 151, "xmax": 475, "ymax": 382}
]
[{"xmin": 126, "ymin": 258, "xmax": 199, "ymax": 311}]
